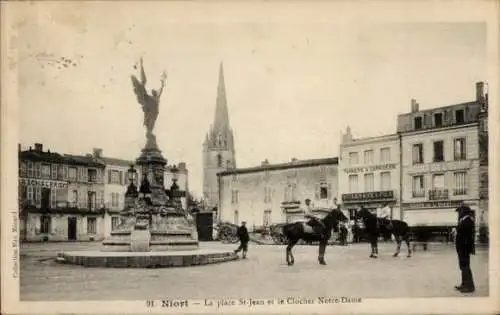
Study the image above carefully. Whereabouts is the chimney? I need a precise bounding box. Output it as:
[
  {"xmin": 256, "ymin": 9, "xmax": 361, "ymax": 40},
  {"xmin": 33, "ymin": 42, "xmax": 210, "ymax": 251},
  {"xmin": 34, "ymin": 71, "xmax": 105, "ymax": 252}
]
[
  {"xmin": 34, "ymin": 143, "xmax": 43, "ymax": 152},
  {"xmin": 18, "ymin": 143, "xmax": 21, "ymax": 152},
  {"xmin": 342, "ymin": 125, "xmax": 353, "ymax": 143},
  {"xmin": 93, "ymin": 148, "xmax": 103, "ymax": 158},
  {"xmin": 178, "ymin": 162, "xmax": 186, "ymax": 171},
  {"xmin": 261, "ymin": 159, "xmax": 270, "ymax": 166},
  {"xmin": 476, "ymin": 81, "xmax": 485, "ymax": 102},
  {"xmin": 411, "ymin": 99, "xmax": 419, "ymax": 113}
]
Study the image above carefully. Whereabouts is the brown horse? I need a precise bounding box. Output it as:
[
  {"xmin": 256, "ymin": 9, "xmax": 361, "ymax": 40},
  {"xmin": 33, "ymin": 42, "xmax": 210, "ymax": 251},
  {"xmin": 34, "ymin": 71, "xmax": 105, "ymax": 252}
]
[{"xmin": 282, "ymin": 208, "xmax": 348, "ymax": 266}]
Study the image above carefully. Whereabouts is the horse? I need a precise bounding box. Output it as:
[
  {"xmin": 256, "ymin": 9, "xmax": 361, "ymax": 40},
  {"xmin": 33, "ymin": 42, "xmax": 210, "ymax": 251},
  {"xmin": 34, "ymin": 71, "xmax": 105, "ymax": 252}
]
[
  {"xmin": 355, "ymin": 207, "xmax": 412, "ymax": 258},
  {"xmin": 282, "ymin": 208, "xmax": 349, "ymax": 266}
]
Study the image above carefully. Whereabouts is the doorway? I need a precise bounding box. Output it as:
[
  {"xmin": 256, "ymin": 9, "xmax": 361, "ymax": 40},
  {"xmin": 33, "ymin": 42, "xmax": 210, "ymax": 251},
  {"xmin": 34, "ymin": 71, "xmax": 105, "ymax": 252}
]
[{"xmin": 67, "ymin": 217, "xmax": 77, "ymax": 241}]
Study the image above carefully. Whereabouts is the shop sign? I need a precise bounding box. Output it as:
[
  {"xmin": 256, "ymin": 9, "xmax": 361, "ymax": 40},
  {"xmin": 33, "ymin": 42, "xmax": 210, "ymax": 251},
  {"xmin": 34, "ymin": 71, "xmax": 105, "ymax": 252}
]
[
  {"xmin": 344, "ymin": 164, "xmax": 396, "ymax": 174},
  {"xmin": 403, "ymin": 200, "xmax": 464, "ymax": 209},
  {"xmin": 19, "ymin": 178, "xmax": 68, "ymax": 188},
  {"xmin": 342, "ymin": 190, "xmax": 394, "ymax": 202}
]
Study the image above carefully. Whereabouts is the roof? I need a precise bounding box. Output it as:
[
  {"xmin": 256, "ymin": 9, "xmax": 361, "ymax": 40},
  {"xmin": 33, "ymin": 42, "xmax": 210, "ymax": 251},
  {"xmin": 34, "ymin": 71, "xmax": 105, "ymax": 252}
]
[
  {"xmin": 218, "ymin": 157, "xmax": 338, "ymax": 176},
  {"xmin": 19, "ymin": 150, "xmax": 104, "ymax": 168},
  {"xmin": 63, "ymin": 154, "xmax": 106, "ymax": 168},
  {"xmin": 397, "ymin": 101, "xmax": 480, "ymax": 117},
  {"xmin": 98, "ymin": 156, "xmax": 134, "ymax": 167}
]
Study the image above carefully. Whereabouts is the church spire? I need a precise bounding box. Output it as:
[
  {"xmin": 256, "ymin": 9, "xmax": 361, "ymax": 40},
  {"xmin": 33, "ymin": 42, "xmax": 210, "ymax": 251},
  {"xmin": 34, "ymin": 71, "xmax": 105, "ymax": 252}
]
[{"xmin": 213, "ymin": 62, "xmax": 230, "ymax": 131}]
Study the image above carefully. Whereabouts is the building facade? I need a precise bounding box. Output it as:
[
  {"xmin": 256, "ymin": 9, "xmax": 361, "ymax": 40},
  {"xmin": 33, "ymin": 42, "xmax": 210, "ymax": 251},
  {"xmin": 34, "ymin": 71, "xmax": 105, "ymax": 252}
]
[
  {"xmin": 19, "ymin": 143, "xmax": 106, "ymax": 241},
  {"xmin": 19, "ymin": 144, "xmax": 190, "ymax": 241},
  {"xmin": 398, "ymin": 82, "xmax": 486, "ymax": 231},
  {"xmin": 203, "ymin": 63, "xmax": 236, "ymax": 211},
  {"xmin": 218, "ymin": 158, "xmax": 338, "ymax": 230},
  {"xmin": 338, "ymin": 127, "xmax": 401, "ymax": 220}
]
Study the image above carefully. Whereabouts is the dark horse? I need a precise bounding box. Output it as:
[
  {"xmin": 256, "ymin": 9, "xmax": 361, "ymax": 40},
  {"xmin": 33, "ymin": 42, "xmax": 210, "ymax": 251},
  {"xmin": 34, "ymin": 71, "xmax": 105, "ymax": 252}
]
[
  {"xmin": 282, "ymin": 208, "xmax": 348, "ymax": 266},
  {"xmin": 355, "ymin": 207, "xmax": 412, "ymax": 258}
]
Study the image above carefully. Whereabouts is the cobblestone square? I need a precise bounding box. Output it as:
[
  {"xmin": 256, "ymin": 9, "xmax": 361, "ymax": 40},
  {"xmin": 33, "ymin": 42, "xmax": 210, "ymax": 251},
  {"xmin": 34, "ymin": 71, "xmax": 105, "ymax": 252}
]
[{"xmin": 20, "ymin": 241, "xmax": 489, "ymax": 301}]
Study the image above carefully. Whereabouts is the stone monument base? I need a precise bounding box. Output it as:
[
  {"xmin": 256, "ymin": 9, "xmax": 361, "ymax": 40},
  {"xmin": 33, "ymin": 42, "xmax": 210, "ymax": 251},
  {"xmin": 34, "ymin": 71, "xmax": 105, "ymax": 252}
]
[{"xmin": 56, "ymin": 248, "xmax": 238, "ymax": 268}]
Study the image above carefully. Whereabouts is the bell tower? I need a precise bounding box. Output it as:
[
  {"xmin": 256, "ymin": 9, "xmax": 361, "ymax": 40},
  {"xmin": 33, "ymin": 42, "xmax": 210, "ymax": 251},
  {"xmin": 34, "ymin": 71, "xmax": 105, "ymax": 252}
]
[{"xmin": 203, "ymin": 62, "xmax": 236, "ymax": 211}]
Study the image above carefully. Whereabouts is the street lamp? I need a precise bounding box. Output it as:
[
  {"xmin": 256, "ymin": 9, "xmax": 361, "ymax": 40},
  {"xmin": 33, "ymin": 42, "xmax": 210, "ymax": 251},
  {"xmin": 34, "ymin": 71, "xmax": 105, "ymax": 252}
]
[
  {"xmin": 125, "ymin": 164, "xmax": 139, "ymax": 199},
  {"xmin": 128, "ymin": 164, "xmax": 138, "ymax": 185}
]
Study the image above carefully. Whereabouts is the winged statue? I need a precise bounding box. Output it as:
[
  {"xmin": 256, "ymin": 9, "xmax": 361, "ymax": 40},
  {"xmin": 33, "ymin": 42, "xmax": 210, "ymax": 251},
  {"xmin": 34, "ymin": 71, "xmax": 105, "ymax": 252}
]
[{"xmin": 131, "ymin": 57, "xmax": 167, "ymax": 140}]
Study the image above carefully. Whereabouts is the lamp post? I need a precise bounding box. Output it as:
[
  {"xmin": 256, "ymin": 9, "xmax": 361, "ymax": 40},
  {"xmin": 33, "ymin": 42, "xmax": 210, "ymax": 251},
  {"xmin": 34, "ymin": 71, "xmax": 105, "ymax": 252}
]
[{"xmin": 125, "ymin": 165, "xmax": 139, "ymax": 199}]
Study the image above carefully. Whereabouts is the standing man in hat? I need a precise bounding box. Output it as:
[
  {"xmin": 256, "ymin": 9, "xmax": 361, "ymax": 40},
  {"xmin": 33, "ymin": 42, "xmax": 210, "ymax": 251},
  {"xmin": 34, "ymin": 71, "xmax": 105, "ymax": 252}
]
[
  {"xmin": 234, "ymin": 221, "xmax": 249, "ymax": 259},
  {"xmin": 454, "ymin": 202, "xmax": 476, "ymax": 293}
]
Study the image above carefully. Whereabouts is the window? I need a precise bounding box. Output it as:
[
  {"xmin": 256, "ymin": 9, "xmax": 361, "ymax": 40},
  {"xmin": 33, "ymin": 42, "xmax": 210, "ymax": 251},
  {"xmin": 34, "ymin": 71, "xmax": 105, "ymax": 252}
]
[
  {"xmin": 87, "ymin": 217, "xmax": 97, "ymax": 234},
  {"xmin": 414, "ymin": 116, "xmax": 423, "ymax": 130},
  {"xmin": 231, "ymin": 189, "xmax": 239, "ymax": 204},
  {"xmin": 97, "ymin": 191, "xmax": 104, "ymax": 207},
  {"xmin": 348, "ymin": 175, "xmax": 358, "ymax": 193},
  {"xmin": 455, "ymin": 109, "xmax": 465, "ymax": 124},
  {"xmin": 34, "ymin": 163, "xmax": 41, "ymax": 178},
  {"xmin": 348, "ymin": 152, "xmax": 359, "ymax": 165},
  {"xmin": 40, "ymin": 215, "xmax": 51, "ymax": 234},
  {"xmin": 27, "ymin": 161, "xmax": 34, "ymax": 177},
  {"xmin": 263, "ymin": 210, "xmax": 272, "ymax": 226},
  {"xmin": 380, "ymin": 147, "xmax": 391, "ymax": 163},
  {"xmin": 232, "ymin": 174, "xmax": 237, "ymax": 182},
  {"xmin": 433, "ymin": 140, "xmax": 444, "ymax": 162},
  {"xmin": 217, "ymin": 154, "xmax": 222, "ymax": 167},
  {"xmin": 109, "ymin": 170, "xmax": 121, "ymax": 184},
  {"xmin": 434, "ymin": 113, "xmax": 443, "ymax": 127},
  {"xmin": 51, "ymin": 164, "xmax": 58, "ymax": 179},
  {"xmin": 430, "ymin": 174, "xmax": 447, "ymax": 200},
  {"xmin": 20, "ymin": 162, "xmax": 27, "ymax": 177},
  {"xmin": 27, "ymin": 185, "xmax": 34, "ymax": 205},
  {"xmin": 432, "ymin": 174, "xmax": 445, "ymax": 188},
  {"xmin": 363, "ymin": 150, "xmax": 374, "ymax": 165},
  {"xmin": 380, "ymin": 171, "xmax": 391, "ymax": 190},
  {"xmin": 454, "ymin": 138, "xmax": 466, "ymax": 160},
  {"xmin": 34, "ymin": 186, "xmax": 42, "ymax": 207},
  {"xmin": 71, "ymin": 190, "xmax": 78, "ymax": 206},
  {"xmin": 412, "ymin": 175, "xmax": 425, "ymax": 197},
  {"xmin": 68, "ymin": 167, "xmax": 77, "ymax": 181},
  {"xmin": 41, "ymin": 164, "xmax": 51, "ymax": 178},
  {"xmin": 319, "ymin": 183, "xmax": 328, "ymax": 199},
  {"xmin": 364, "ymin": 173, "xmax": 374, "ymax": 192},
  {"xmin": 57, "ymin": 165, "xmax": 64, "ymax": 179},
  {"xmin": 234, "ymin": 210, "xmax": 239, "ymax": 225},
  {"xmin": 453, "ymin": 172, "xmax": 467, "ymax": 195},
  {"xmin": 111, "ymin": 217, "xmax": 120, "ymax": 231},
  {"xmin": 412, "ymin": 144, "xmax": 423, "ymax": 164},
  {"xmin": 50, "ymin": 189, "xmax": 57, "ymax": 208},
  {"xmin": 111, "ymin": 192, "xmax": 120, "ymax": 208},
  {"xmin": 88, "ymin": 169, "xmax": 97, "ymax": 183}
]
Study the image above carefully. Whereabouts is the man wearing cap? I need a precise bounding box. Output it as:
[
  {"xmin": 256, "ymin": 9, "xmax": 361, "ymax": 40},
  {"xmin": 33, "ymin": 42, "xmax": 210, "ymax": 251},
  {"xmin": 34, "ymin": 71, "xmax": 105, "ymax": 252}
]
[
  {"xmin": 303, "ymin": 198, "xmax": 326, "ymax": 234},
  {"xmin": 454, "ymin": 202, "xmax": 476, "ymax": 293},
  {"xmin": 234, "ymin": 221, "xmax": 249, "ymax": 259}
]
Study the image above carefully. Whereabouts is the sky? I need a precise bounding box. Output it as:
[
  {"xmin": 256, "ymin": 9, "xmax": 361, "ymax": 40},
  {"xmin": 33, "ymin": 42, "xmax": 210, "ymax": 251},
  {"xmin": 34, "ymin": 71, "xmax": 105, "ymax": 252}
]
[{"xmin": 15, "ymin": 2, "xmax": 487, "ymax": 198}]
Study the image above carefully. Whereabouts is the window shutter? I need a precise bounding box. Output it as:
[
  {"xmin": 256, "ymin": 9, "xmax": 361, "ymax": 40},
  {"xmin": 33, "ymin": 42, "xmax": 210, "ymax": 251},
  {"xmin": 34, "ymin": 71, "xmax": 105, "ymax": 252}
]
[
  {"xmin": 63, "ymin": 166, "xmax": 68, "ymax": 180},
  {"xmin": 82, "ymin": 168, "xmax": 88, "ymax": 183},
  {"xmin": 108, "ymin": 170, "xmax": 112, "ymax": 184},
  {"xmin": 327, "ymin": 183, "xmax": 332, "ymax": 199},
  {"xmin": 315, "ymin": 183, "xmax": 320, "ymax": 200}
]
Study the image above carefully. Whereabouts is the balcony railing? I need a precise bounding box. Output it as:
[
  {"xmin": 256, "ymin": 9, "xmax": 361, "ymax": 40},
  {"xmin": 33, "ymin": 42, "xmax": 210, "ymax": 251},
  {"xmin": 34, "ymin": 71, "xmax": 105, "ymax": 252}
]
[
  {"xmin": 429, "ymin": 189, "xmax": 449, "ymax": 200},
  {"xmin": 412, "ymin": 190, "xmax": 425, "ymax": 198},
  {"xmin": 453, "ymin": 188, "xmax": 467, "ymax": 196}
]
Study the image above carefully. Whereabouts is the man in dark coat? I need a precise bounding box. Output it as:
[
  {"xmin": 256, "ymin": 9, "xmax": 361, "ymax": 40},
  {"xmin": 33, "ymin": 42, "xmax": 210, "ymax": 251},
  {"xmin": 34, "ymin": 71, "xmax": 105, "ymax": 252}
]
[
  {"xmin": 234, "ymin": 221, "xmax": 249, "ymax": 259},
  {"xmin": 454, "ymin": 203, "xmax": 476, "ymax": 293}
]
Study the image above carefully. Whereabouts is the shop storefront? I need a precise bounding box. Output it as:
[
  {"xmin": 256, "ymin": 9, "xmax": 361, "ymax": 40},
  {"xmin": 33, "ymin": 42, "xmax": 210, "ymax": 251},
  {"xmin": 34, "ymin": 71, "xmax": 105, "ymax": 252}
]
[{"xmin": 341, "ymin": 190, "xmax": 398, "ymax": 219}]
